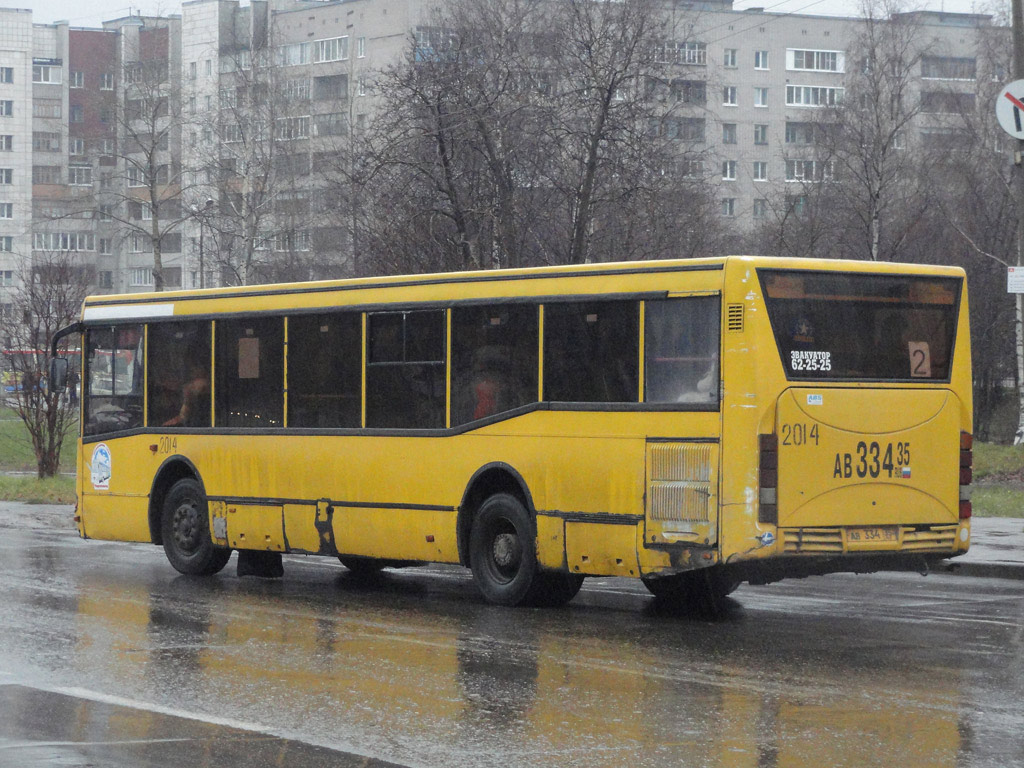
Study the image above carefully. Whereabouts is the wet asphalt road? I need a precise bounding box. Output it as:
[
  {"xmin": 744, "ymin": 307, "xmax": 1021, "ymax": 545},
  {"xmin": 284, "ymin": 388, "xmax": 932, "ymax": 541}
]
[{"xmin": 0, "ymin": 525, "xmax": 1022, "ymax": 768}]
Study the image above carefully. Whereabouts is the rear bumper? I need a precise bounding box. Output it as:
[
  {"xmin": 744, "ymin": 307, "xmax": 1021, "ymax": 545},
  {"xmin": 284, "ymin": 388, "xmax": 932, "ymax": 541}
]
[
  {"xmin": 728, "ymin": 551, "xmax": 959, "ymax": 586},
  {"xmin": 778, "ymin": 523, "xmax": 964, "ymax": 555}
]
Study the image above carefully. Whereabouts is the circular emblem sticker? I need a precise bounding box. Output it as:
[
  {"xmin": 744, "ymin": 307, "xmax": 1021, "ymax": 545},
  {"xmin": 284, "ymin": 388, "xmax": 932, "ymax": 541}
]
[{"xmin": 91, "ymin": 443, "xmax": 112, "ymax": 490}]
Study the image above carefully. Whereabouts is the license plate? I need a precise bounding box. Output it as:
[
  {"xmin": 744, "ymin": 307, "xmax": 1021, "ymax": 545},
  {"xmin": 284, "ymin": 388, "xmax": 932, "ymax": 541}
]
[{"xmin": 847, "ymin": 526, "xmax": 899, "ymax": 549}]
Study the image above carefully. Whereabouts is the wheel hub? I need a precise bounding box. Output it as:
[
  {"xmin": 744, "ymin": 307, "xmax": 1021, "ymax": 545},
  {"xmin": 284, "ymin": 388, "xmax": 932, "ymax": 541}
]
[
  {"xmin": 492, "ymin": 532, "xmax": 521, "ymax": 570},
  {"xmin": 173, "ymin": 502, "xmax": 200, "ymax": 552}
]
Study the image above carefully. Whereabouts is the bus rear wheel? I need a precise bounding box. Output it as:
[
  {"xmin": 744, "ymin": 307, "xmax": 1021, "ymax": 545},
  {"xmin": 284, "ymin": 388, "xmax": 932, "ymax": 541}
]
[
  {"xmin": 161, "ymin": 478, "xmax": 231, "ymax": 576},
  {"xmin": 470, "ymin": 493, "xmax": 540, "ymax": 606}
]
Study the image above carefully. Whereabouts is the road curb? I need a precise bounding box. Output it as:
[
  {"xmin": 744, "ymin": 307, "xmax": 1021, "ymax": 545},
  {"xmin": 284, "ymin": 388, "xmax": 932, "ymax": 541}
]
[{"xmin": 939, "ymin": 561, "xmax": 1024, "ymax": 580}]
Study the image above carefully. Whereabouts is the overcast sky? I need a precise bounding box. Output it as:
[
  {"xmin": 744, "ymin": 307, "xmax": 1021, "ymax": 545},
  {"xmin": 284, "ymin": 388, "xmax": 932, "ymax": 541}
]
[{"xmin": 26, "ymin": 0, "xmax": 998, "ymax": 29}]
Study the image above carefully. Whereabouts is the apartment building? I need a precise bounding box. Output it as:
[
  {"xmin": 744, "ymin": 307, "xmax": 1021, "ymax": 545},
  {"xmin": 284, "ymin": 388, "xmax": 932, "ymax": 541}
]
[{"xmin": 0, "ymin": 0, "xmax": 1007, "ymax": 301}]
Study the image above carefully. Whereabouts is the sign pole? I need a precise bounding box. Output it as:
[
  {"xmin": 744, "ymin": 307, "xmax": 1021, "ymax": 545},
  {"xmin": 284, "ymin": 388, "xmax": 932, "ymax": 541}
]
[{"xmin": 1013, "ymin": 0, "xmax": 1024, "ymax": 442}]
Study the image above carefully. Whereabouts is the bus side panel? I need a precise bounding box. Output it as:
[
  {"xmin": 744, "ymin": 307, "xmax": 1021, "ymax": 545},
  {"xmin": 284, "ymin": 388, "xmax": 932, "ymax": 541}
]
[
  {"xmin": 79, "ymin": 435, "xmax": 156, "ymax": 542},
  {"xmin": 79, "ymin": 493, "xmax": 151, "ymax": 542},
  {"xmin": 333, "ymin": 508, "xmax": 458, "ymax": 563}
]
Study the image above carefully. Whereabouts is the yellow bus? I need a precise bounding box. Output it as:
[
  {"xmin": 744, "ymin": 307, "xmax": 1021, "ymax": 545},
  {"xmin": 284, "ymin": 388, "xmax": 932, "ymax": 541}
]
[{"xmin": 51, "ymin": 256, "xmax": 973, "ymax": 608}]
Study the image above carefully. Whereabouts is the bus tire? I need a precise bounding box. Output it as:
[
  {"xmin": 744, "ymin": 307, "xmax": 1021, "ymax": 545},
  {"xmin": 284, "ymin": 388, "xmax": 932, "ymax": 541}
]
[
  {"xmin": 527, "ymin": 572, "xmax": 585, "ymax": 607},
  {"xmin": 469, "ymin": 493, "xmax": 539, "ymax": 606},
  {"xmin": 161, "ymin": 478, "xmax": 231, "ymax": 576}
]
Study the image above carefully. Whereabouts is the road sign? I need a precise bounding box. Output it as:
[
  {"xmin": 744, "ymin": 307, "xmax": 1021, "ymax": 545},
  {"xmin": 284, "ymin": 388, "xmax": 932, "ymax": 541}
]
[
  {"xmin": 1008, "ymin": 266, "xmax": 1024, "ymax": 293},
  {"xmin": 996, "ymin": 80, "xmax": 1024, "ymax": 140}
]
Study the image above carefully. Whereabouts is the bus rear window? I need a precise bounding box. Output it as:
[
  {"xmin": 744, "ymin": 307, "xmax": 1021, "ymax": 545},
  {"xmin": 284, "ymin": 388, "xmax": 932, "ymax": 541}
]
[{"xmin": 759, "ymin": 270, "xmax": 960, "ymax": 381}]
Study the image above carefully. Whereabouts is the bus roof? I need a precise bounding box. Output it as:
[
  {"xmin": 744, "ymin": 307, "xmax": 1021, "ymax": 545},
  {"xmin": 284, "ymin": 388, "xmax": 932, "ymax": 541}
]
[{"xmin": 80, "ymin": 255, "xmax": 966, "ymax": 322}]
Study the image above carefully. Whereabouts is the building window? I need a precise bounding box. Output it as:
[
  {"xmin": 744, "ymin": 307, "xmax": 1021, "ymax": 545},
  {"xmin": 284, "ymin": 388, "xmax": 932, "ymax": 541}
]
[
  {"xmin": 33, "ymin": 232, "xmax": 95, "ymax": 251},
  {"xmin": 649, "ymin": 116, "xmax": 705, "ymax": 142},
  {"xmin": 130, "ymin": 268, "xmax": 154, "ymax": 286},
  {"xmin": 205, "ymin": 59, "xmax": 212, "ymax": 76},
  {"xmin": 277, "ymin": 42, "xmax": 311, "ymax": 66},
  {"xmin": 0, "ymin": 269, "xmax": 13, "ymax": 283},
  {"xmin": 70, "ymin": 105, "xmax": 84, "ymax": 123},
  {"xmin": 357, "ymin": 37, "xmax": 366, "ymax": 58},
  {"xmin": 32, "ymin": 65, "xmax": 61, "ymax": 84},
  {"xmin": 754, "ymin": 50, "xmax": 769, "ymax": 69},
  {"xmin": 70, "ymin": 71, "xmax": 84, "ymax": 88},
  {"xmin": 128, "ymin": 167, "xmax": 145, "ymax": 187},
  {"xmin": 189, "ymin": 61, "xmax": 197, "ymax": 80},
  {"xmin": 723, "ymin": 86, "xmax": 737, "ymax": 106},
  {"xmin": 786, "ymin": 85, "xmax": 842, "ymax": 107},
  {"xmin": 723, "ymin": 48, "xmax": 737, "ymax": 68},
  {"xmin": 754, "ymin": 87, "xmax": 769, "ymax": 107},
  {"xmin": 32, "ymin": 132, "xmax": 60, "ymax": 152},
  {"xmin": 98, "ymin": 204, "xmax": 113, "ymax": 221},
  {"xmin": 100, "ymin": 72, "xmax": 113, "ymax": 90},
  {"xmin": 720, "ymin": 198, "xmax": 735, "ymax": 217},
  {"xmin": 99, "ymin": 239, "xmax": 112, "ymax": 256},
  {"xmin": 0, "ymin": 168, "xmax": 12, "ymax": 184},
  {"xmin": 722, "ymin": 123, "xmax": 737, "ymax": 144},
  {"xmin": 753, "ymin": 124, "xmax": 768, "ymax": 145},
  {"xmin": 33, "ymin": 101, "xmax": 62, "ymax": 119},
  {"xmin": 921, "ymin": 56, "xmax": 976, "ymax": 80},
  {"xmin": 0, "ymin": 135, "xmax": 10, "ymax": 151},
  {"xmin": 99, "ymin": 270, "xmax": 113, "ymax": 287},
  {"xmin": 785, "ymin": 159, "xmax": 833, "ymax": 181},
  {"xmin": 921, "ymin": 91, "xmax": 975, "ymax": 114},
  {"xmin": 69, "ymin": 166, "xmax": 92, "ymax": 186},
  {"xmin": 785, "ymin": 121, "xmax": 817, "ymax": 145},
  {"xmin": 315, "ymin": 36, "xmax": 349, "ymax": 63},
  {"xmin": 0, "ymin": 68, "xmax": 12, "ymax": 84},
  {"xmin": 275, "ymin": 116, "xmax": 310, "ymax": 140},
  {"xmin": 655, "ymin": 40, "xmax": 707, "ymax": 66},
  {"xmin": 0, "ymin": 203, "xmax": 11, "ymax": 218},
  {"xmin": 100, "ymin": 138, "xmax": 115, "ymax": 155},
  {"xmin": 787, "ymin": 49, "xmax": 844, "ymax": 73},
  {"xmin": 753, "ymin": 161, "xmax": 768, "ymax": 181},
  {"xmin": 140, "ymin": 203, "xmax": 152, "ymax": 221},
  {"xmin": 0, "ymin": 237, "xmax": 12, "ymax": 252},
  {"xmin": 0, "ymin": 101, "xmax": 12, "ymax": 117},
  {"xmin": 722, "ymin": 160, "xmax": 737, "ymax": 180},
  {"xmin": 753, "ymin": 198, "xmax": 768, "ymax": 219},
  {"xmin": 69, "ymin": 137, "xmax": 85, "ymax": 155}
]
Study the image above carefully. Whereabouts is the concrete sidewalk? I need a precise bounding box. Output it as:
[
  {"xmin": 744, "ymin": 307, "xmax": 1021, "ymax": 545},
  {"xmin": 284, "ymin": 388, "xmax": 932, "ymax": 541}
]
[
  {"xmin": 0, "ymin": 502, "xmax": 1020, "ymax": 580},
  {"xmin": 942, "ymin": 516, "xmax": 1024, "ymax": 580}
]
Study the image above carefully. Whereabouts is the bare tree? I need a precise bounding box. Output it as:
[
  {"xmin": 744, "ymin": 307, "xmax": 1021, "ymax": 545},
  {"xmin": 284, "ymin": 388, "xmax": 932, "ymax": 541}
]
[
  {"xmin": 186, "ymin": 21, "xmax": 352, "ymax": 287},
  {"xmin": 104, "ymin": 24, "xmax": 196, "ymax": 292},
  {"xmin": 363, "ymin": 0, "xmax": 717, "ymax": 274},
  {"xmin": 0, "ymin": 250, "xmax": 89, "ymax": 477}
]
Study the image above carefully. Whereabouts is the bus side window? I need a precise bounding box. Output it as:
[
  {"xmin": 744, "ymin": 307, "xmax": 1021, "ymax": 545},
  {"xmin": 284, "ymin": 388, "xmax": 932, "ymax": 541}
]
[
  {"xmin": 214, "ymin": 317, "xmax": 284, "ymax": 428},
  {"xmin": 366, "ymin": 310, "xmax": 445, "ymax": 429},
  {"xmin": 84, "ymin": 324, "xmax": 144, "ymax": 436},
  {"xmin": 148, "ymin": 321, "xmax": 211, "ymax": 428},
  {"xmin": 644, "ymin": 296, "xmax": 720, "ymax": 406},
  {"xmin": 287, "ymin": 313, "xmax": 361, "ymax": 428},
  {"xmin": 451, "ymin": 304, "xmax": 538, "ymax": 425},
  {"xmin": 543, "ymin": 300, "xmax": 639, "ymax": 403}
]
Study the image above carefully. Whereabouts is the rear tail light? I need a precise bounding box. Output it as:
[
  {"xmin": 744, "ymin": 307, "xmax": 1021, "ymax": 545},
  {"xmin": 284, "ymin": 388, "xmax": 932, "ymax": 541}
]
[
  {"xmin": 959, "ymin": 431, "xmax": 972, "ymax": 520},
  {"xmin": 759, "ymin": 433, "xmax": 778, "ymax": 525}
]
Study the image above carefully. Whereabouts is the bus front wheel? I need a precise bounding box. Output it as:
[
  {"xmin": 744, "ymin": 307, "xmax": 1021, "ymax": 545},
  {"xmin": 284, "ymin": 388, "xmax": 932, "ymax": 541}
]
[
  {"xmin": 470, "ymin": 493, "xmax": 540, "ymax": 606},
  {"xmin": 161, "ymin": 478, "xmax": 231, "ymax": 576}
]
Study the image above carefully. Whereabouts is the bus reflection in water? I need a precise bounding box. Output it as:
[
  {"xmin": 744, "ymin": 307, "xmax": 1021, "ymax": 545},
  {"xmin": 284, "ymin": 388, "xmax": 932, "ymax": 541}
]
[{"xmin": 53, "ymin": 256, "xmax": 973, "ymax": 610}]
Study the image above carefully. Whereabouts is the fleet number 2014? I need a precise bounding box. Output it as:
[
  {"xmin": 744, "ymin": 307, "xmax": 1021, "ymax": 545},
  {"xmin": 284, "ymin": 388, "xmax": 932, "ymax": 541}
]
[{"xmin": 833, "ymin": 441, "xmax": 910, "ymax": 479}]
